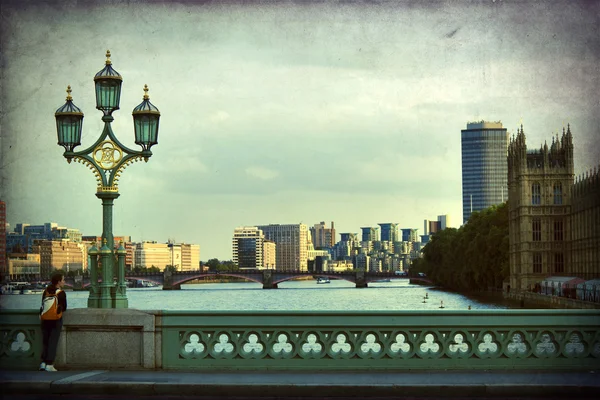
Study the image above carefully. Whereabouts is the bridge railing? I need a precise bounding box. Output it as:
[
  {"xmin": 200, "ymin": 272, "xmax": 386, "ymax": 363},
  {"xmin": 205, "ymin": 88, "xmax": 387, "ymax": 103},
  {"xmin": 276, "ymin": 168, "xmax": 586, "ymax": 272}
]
[
  {"xmin": 162, "ymin": 310, "xmax": 599, "ymax": 370},
  {"xmin": 2, "ymin": 309, "xmax": 599, "ymax": 371}
]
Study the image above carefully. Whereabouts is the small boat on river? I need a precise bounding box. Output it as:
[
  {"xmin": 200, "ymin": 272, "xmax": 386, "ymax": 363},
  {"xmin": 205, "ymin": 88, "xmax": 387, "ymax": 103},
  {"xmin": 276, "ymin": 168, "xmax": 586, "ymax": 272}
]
[{"xmin": 316, "ymin": 277, "xmax": 331, "ymax": 284}]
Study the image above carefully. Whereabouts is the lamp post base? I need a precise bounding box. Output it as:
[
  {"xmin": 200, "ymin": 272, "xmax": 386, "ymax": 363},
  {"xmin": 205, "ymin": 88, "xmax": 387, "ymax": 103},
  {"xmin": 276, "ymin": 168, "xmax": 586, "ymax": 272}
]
[
  {"xmin": 112, "ymin": 285, "xmax": 129, "ymax": 309},
  {"xmin": 112, "ymin": 297, "xmax": 129, "ymax": 308},
  {"xmin": 99, "ymin": 296, "xmax": 113, "ymax": 309}
]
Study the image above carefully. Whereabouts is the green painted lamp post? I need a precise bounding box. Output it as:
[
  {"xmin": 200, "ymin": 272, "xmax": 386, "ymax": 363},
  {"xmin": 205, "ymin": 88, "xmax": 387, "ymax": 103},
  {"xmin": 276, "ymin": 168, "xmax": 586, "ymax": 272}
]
[{"xmin": 55, "ymin": 50, "xmax": 161, "ymax": 308}]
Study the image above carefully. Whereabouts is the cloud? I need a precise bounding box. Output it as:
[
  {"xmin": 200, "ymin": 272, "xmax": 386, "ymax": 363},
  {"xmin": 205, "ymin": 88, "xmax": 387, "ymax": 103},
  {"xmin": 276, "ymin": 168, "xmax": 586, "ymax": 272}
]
[
  {"xmin": 245, "ymin": 166, "xmax": 279, "ymax": 181},
  {"xmin": 209, "ymin": 110, "xmax": 230, "ymax": 123}
]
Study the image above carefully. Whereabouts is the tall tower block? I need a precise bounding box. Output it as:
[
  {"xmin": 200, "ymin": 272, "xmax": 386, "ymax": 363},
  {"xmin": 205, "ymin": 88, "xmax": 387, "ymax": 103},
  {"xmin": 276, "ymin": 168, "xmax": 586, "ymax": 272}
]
[{"xmin": 461, "ymin": 121, "xmax": 509, "ymax": 224}]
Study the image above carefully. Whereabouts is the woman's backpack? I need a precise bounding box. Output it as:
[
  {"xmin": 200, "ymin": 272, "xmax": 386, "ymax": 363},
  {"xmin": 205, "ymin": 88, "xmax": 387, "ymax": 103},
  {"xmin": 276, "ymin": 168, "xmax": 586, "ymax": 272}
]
[{"xmin": 40, "ymin": 289, "xmax": 63, "ymax": 320}]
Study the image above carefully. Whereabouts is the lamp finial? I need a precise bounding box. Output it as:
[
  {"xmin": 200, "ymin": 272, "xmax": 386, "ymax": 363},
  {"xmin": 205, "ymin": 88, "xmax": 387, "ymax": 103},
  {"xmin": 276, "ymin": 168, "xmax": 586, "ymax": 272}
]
[
  {"xmin": 143, "ymin": 84, "xmax": 149, "ymax": 100},
  {"xmin": 105, "ymin": 50, "xmax": 112, "ymax": 65},
  {"xmin": 66, "ymin": 85, "xmax": 72, "ymax": 101}
]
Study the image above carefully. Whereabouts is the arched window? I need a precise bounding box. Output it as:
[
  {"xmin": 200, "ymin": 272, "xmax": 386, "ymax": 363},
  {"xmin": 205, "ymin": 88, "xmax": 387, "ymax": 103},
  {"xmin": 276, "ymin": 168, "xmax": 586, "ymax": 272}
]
[
  {"xmin": 554, "ymin": 253, "xmax": 564, "ymax": 273},
  {"xmin": 531, "ymin": 182, "xmax": 541, "ymax": 205},
  {"xmin": 553, "ymin": 182, "xmax": 563, "ymax": 205},
  {"xmin": 533, "ymin": 253, "xmax": 542, "ymax": 274},
  {"xmin": 532, "ymin": 218, "xmax": 541, "ymax": 241}
]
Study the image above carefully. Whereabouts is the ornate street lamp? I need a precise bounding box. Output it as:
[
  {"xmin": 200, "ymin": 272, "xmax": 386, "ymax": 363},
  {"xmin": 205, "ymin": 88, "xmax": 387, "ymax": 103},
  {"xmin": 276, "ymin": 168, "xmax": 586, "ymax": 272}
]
[{"xmin": 55, "ymin": 50, "xmax": 161, "ymax": 309}]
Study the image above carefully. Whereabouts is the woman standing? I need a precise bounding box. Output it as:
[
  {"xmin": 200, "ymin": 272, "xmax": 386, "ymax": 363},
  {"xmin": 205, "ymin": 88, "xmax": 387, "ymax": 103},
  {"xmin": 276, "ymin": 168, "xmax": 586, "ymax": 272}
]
[{"xmin": 39, "ymin": 273, "xmax": 67, "ymax": 372}]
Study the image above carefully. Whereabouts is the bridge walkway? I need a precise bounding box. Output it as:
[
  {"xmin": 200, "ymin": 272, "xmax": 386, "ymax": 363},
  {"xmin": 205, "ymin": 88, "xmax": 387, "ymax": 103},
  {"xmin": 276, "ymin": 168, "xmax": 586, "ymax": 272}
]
[{"xmin": 2, "ymin": 368, "xmax": 598, "ymax": 399}]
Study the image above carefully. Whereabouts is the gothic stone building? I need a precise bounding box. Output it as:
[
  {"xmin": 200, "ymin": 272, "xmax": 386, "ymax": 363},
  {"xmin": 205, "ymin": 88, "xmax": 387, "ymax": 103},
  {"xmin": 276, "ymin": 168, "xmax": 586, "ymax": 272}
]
[
  {"xmin": 508, "ymin": 125, "xmax": 600, "ymax": 291},
  {"xmin": 571, "ymin": 165, "xmax": 600, "ymax": 280}
]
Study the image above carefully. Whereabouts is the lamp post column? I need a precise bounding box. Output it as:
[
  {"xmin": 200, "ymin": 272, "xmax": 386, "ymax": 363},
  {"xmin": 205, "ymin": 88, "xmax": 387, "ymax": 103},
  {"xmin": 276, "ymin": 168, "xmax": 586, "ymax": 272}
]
[
  {"xmin": 87, "ymin": 244, "xmax": 99, "ymax": 308},
  {"xmin": 98, "ymin": 240, "xmax": 113, "ymax": 309},
  {"xmin": 115, "ymin": 242, "xmax": 128, "ymax": 308},
  {"xmin": 97, "ymin": 192, "xmax": 119, "ymax": 253},
  {"xmin": 97, "ymin": 192, "xmax": 119, "ymax": 307}
]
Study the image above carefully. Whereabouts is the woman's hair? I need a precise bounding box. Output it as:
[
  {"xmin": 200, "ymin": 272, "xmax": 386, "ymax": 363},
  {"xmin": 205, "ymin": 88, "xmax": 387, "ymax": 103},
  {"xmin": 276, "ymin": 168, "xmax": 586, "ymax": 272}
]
[{"xmin": 51, "ymin": 272, "xmax": 64, "ymax": 285}]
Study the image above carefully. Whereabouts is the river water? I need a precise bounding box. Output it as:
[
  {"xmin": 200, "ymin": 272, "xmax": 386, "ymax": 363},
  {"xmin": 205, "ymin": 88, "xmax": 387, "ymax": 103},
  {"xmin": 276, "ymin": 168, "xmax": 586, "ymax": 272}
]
[{"xmin": 0, "ymin": 279, "xmax": 524, "ymax": 311}]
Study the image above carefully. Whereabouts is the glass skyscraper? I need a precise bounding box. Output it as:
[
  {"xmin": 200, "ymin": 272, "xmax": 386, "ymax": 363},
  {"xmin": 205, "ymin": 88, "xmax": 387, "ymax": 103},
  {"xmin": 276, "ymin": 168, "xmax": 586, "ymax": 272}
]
[{"xmin": 461, "ymin": 121, "xmax": 509, "ymax": 224}]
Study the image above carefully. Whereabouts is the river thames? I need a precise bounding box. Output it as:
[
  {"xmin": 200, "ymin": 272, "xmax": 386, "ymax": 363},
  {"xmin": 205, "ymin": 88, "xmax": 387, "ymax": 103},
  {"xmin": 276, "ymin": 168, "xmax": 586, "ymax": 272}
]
[{"xmin": 0, "ymin": 279, "xmax": 530, "ymax": 311}]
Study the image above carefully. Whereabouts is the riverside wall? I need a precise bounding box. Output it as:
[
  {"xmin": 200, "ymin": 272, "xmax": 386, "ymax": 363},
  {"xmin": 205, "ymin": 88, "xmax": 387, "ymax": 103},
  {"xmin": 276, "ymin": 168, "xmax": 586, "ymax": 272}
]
[{"xmin": 503, "ymin": 290, "xmax": 600, "ymax": 309}]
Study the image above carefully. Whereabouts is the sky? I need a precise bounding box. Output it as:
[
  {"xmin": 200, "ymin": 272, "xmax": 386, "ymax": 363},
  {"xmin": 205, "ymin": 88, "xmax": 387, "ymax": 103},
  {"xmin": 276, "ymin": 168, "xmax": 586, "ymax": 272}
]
[{"xmin": 1, "ymin": 0, "xmax": 599, "ymax": 261}]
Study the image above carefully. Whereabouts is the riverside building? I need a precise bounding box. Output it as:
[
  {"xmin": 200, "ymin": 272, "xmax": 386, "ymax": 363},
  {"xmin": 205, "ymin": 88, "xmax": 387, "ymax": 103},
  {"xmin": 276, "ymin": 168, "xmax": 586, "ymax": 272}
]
[
  {"xmin": 6, "ymin": 222, "xmax": 82, "ymax": 254},
  {"xmin": 378, "ymin": 223, "xmax": 399, "ymax": 242},
  {"xmin": 508, "ymin": 124, "xmax": 600, "ymax": 291},
  {"xmin": 132, "ymin": 241, "xmax": 199, "ymax": 271},
  {"xmin": 232, "ymin": 227, "xmax": 268, "ymax": 269},
  {"xmin": 82, "ymin": 235, "xmax": 133, "ymax": 270},
  {"xmin": 256, "ymin": 224, "xmax": 308, "ymax": 271},
  {"xmin": 36, "ymin": 240, "xmax": 87, "ymax": 278},
  {"xmin": 310, "ymin": 221, "xmax": 336, "ymax": 249}
]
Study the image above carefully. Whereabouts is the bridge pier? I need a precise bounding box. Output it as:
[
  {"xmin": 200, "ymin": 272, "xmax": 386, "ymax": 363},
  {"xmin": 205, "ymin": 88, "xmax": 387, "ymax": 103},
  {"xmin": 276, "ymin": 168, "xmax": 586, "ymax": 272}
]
[
  {"xmin": 72, "ymin": 276, "xmax": 86, "ymax": 291},
  {"xmin": 162, "ymin": 270, "xmax": 181, "ymax": 290},
  {"xmin": 262, "ymin": 270, "xmax": 278, "ymax": 289},
  {"xmin": 355, "ymin": 270, "xmax": 368, "ymax": 288}
]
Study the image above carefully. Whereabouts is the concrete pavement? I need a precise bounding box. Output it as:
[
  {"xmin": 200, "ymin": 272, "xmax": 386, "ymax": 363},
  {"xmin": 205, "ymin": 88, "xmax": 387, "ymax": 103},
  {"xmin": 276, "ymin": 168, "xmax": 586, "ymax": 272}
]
[{"xmin": 1, "ymin": 369, "xmax": 599, "ymax": 398}]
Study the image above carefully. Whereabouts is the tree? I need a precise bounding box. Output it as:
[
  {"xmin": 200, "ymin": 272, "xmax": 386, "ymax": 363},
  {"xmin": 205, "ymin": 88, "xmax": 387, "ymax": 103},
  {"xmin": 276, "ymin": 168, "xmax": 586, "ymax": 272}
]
[
  {"xmin": 220, "ymin": 260, "xmax": 237, "ymax": 271},
  {"xmin": 420, "ymin": 202, "xmax": 509, "ymax": 292},
  {"xmin": 148, "ymin": 265, "xmax": 160, "ymax": 273},
  {"xmin": 205, "ymin": 258, "xmax": 221, "ymax": 271}
]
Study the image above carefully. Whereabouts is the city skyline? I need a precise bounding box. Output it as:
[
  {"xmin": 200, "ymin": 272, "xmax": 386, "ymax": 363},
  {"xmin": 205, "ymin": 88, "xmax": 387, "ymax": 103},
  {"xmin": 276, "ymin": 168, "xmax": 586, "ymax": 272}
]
[{"xmin": 1, "ymin": 0, "xmax": 599, "ymax": 260}]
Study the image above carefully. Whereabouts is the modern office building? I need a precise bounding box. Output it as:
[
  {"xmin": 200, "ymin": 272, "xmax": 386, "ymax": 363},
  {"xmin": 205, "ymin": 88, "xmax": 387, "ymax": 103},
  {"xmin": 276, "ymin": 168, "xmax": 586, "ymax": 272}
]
[
  {"xmin": 310, "ymin": 221, "xmax": 336, "ymax": 249},
  {"xmin": 355, "ymin": 253, "xmax": 370, "ymax": 271},
  {"xmin": 360, "ymin": 227, "xmax": 379, "ymax": 242},
  {"xmin": 263, "ymin": 240, "xmax": 276, "ymax": 269},
  {"xmin": 132, "ymin": 241, "xmax": 199, "ymax": 272},
  {"xmin": 461, "ymin": 121, "xmax": 509, "ymax": 224},
  {"xmin": 423, "ymin": 215, "xmax": 449, "ymax": 236},
  {"xmin": 369, "ymin": 257, "xmax": 382, "ymax": 272},
  {"xmin": 180, "ymin": 244, "xmax": 200, "ymax": 271},
  {"xmin": 232, "ymin": 227, "xmax": 267, "ymax": 269},
  {"xmin": 339, "ymin": 233, "xmax": 359, "ymax": 243},
  {"xmin": 378, "ymin": 223, "xmax": 399, "ymax": 242},
  {"xmin": 7, "ymin": 222, "xmax": 82, "ymax": 253},
  {"xmin": 333, "ymin": 233, "xmax": 360, "ymax": 261},
  {"xmin": 134, "ymin": 242, "xmax": 173, "ymax": 270},
  {"xmin": 438, "ymin": 215, "xmax": 449, "ymax": 230},
  {"xmin": 401, "ymin": 229, "xmax": 419, "ymax": 243},
  {"xmin": 7, "ymin": 253, "xmax": 41, "ymax": 280},
  {"xmin": 256, "ymin": 224, "xmax": 308, "ymax": 271},
  {"xmin": 37, "ymin": 240, "xmax": 86, "ymax": 278}
]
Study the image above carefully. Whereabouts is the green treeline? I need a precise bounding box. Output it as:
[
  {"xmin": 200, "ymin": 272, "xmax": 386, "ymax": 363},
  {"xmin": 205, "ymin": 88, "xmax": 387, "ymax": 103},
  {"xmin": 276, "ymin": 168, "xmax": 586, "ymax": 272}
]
[{"xmin": 412, "ymin": 202, "xmax": 509, "ymax": 292}]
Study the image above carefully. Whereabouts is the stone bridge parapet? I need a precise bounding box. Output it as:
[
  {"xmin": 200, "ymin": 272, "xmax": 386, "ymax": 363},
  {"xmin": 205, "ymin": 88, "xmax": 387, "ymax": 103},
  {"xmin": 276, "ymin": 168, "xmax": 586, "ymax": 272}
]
[{"xmin": 1, "ymin": 309, "xmax": 599, "ymax": 371}]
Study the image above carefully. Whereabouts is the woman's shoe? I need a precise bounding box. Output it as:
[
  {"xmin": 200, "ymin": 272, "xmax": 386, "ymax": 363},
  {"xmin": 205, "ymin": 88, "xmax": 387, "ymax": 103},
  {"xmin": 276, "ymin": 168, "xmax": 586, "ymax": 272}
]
[
  {"xmin": 44, "ymin": 365, "xmax": 58, "ymax": 372},
  {"xmin": 39, "ymin": 362, "xmax": 46, "ymax": 371}
]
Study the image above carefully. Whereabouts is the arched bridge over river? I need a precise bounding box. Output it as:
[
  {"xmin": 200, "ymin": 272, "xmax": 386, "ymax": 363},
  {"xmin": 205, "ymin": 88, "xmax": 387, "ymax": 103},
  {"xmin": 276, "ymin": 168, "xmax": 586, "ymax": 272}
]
[{"xmin": 58, "ymin": 269, "xmax": 433, "ymax": 290}]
